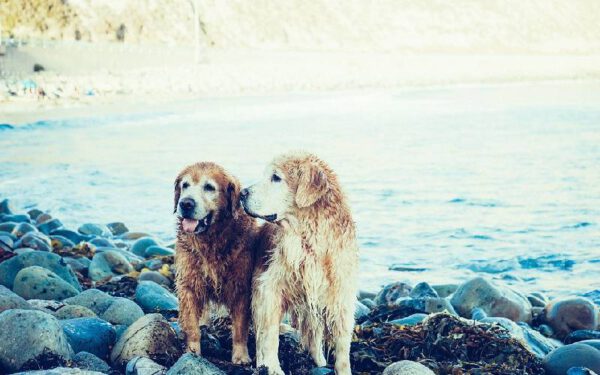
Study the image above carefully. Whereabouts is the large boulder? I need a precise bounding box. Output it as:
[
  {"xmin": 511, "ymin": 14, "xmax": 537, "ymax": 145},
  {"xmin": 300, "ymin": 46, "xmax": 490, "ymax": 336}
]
[
  {"xmin": 0, "ymin": 284, "xmax": 31, "ymax": 313},
  {"xmin": 543, "ymin": 343, "xmax": 600, "ymax": 375},
  {"xmin": 544, "ymin": 297, "xmax": 598, "ymax": 340},
  {"xmin": 13, "ymin": 266, "xmax": 80, "ymax": 300},
  {"xmin": 88, "ymin": 250, "xmax": 133, "ymax": 281},
  {"xmin": 110, "ymin": 313, "xmax": 182, "ymax": 369},
  {"xmin": 0, "ymin": 251, "xmax": 81, "ymax": 291},
  {"xmin": 166, "ymin": 353, "xmax": 225, "ymax": 375},
  {"xmin": 0, "ymin": 309, "xmax": 73, "ymax": 372},
  {"xmin": 450, "ymin": 277, "xmax": 532, "ymax": 323},
  {"xmin": 60, "ymin": 317, "xmax": 116, "ymax": 359}
]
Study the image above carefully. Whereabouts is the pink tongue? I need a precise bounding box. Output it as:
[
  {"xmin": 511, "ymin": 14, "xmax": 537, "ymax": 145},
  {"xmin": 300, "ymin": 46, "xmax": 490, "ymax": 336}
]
[{"xmin": 182, "ymin": 219, "xmax": 199, "ymax": 233}]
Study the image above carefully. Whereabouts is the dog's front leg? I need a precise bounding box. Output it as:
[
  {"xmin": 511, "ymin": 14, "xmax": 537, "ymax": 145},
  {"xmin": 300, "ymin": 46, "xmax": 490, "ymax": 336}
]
[
  {"xmin": 179, "ymin": 287, "xmax": 204, "ymax": 354},
  {"xmin": 253, "ymin": 276, "xmax": 284, "ymax": 375},
  {"xmin": 230, "ymin": 296, "xmax": 252, "ymax": 365}
]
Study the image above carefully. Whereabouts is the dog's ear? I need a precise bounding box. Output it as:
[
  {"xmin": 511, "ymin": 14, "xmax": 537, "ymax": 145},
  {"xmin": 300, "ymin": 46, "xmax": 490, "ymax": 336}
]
[
  {"xmin": 173, "ymin": 176, "xmax": 181, "ymax": 214},
  {"xmin": 226, "ymin": 179, "xmax": 241, "ymax": 219},
  {"xmin": 295, "ymin": 161, "xmax": 329, "ymax": 208}
]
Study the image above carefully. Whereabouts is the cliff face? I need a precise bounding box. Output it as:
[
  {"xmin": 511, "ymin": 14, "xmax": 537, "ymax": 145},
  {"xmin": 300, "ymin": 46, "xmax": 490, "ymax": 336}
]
[{"xmin": 1, "ymin": 0, "xmax": 600, "ymax": 53}]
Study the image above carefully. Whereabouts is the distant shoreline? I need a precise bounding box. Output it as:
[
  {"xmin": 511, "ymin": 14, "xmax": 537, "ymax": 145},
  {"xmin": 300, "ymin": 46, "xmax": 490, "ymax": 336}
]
[{"xmin": 2, "ymin": 43, "xmax": 600, "ymax": 124}]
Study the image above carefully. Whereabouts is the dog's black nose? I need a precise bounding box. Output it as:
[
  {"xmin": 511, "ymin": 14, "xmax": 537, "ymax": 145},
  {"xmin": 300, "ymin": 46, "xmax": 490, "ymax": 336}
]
[
  {"xmin": 179, "ymin": 198, "xmax": 195, "ymax": 212},
  {"xmin": 240, "ymin": 188, "xmax": 249, "ymax": 200}
]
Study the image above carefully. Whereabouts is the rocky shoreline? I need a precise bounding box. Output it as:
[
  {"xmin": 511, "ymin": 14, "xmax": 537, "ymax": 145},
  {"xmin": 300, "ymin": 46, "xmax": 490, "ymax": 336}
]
[{"xmin": 0, "ymin": 198, "xmax": 599, "ymax": 375}]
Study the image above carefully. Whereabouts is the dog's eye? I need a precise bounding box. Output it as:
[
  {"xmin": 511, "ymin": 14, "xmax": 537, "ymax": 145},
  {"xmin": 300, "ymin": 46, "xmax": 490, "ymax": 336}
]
[
  {"xmin": 204, "ymin": 184, "xmax": 215, "ymax": 192},
  {"xmin": 182, "ymin": 182, "xmax": 189, "ymax": 189},
  {"xmin": 271, "ymin": 174, "xmax": 281, "ymax": 183}
]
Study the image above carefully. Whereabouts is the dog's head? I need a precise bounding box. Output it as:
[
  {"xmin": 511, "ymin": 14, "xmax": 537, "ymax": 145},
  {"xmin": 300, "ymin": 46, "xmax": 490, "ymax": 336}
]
[
  {"xmin": 241, "ymin": 152, "xmax": 331, "ymax": 222},
  {"xmin": 174, "ymin": 162, "xmax": 241, "ymax": 234}
]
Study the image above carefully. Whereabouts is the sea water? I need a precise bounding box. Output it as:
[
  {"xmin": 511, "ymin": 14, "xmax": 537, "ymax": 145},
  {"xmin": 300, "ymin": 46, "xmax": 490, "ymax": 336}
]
[{"xmin": 1, "ymin": 82, "xmax": 599, "ymax": 297}]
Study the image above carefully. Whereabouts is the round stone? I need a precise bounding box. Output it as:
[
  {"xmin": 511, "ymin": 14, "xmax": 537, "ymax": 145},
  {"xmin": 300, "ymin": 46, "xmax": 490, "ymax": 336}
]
[
  {"xmin": 383, "ymin": 360, "xmax": 435, "ymax": 375},
  {"xmin": 89, "ymin": 250, "xmax": 133, "ymax": 281},
  {"xmin": 543, "ymin": 343, "xmax": 600, "ymax": 375},
  {"xmin": 130, "ymin": 237, "xmax": 159, "ymax": 257},
  {"xmin": 544, "ymin": 297, "xmax": 599, "ymax": 339},
  {"xmin": 0, "ymin": 309, "xmax": 73, "ymax": 372},
  {"xmin": 13, "ymin": 266, "xmax": 80, "ymax": 300}
]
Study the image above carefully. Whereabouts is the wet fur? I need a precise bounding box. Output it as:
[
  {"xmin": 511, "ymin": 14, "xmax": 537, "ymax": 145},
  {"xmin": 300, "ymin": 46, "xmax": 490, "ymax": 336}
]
[
  {"xmin": 174, "ymin": 162, "xmax": 259, "ymax": 364},
  {"xmin": 251, "ymin": 152, "xmax": 359, "ymax": 375}
]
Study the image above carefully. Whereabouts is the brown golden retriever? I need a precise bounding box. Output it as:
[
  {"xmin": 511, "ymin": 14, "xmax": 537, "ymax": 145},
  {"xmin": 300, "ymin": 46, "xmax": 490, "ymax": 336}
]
[
  {"xmin": 173, "ymin": 162, "xmax": 259, "ymax": 365},
  {"xmin": 241, "ymin": 152, "xmax": 359, "ymax": 375}
]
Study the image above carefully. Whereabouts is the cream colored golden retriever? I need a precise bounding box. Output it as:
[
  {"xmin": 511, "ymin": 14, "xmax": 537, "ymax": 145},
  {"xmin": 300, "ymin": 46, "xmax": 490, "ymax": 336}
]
[{"xmin": 241, "ymin": 151, "xmax": 359, "ymax": 375}]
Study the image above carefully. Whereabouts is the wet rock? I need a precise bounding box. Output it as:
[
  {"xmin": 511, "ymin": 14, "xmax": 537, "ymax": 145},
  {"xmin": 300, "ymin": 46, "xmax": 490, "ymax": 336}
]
[
  {"xmin": 383, "ymin": 360, "xmax": 435, "ymax": 374},
  {"xmin": 107, "ymin": 222, "xmax": 129, "ymax": 236},
  {"xmin": 139, "ymin": 270, "xmax": 172, "ymax": 288},
  {"xmin": 126, "ymin": 356, "xmax": 167, "ymax": 375},
  {"xmin": 355, "ymin": 300, "xmax": 371, "ymax": 321},
  {"xmin": 119, "ymin": 232, "xmax": 151, "ymax": 241},
  {"xmin": 450, "ymin": 277, "xmax": 532, "ymax": 323},
  {"xmin": 64, "ymin": 289, "xmax": 115, "ymax": 315},
  {"xmin": 581, "ymin": 340, "xmax": 600, "ymax": 351},
  {"xmin": 78, "ymin": 223, "xmax": 111, "ymax": 237},
  {"xmin": 50, "ymin": 235, "xmax": 75, "ymax": 250},
  {"xmin": 73, "ymin": 351, "xmax": 112, "ymax": 373},
  {"xmin": 539, "ymin": 324, "xmax": 554, "ymax": 337},
  {"xmin": 131, "ymin": 237, "xmax": 160, "ymax": 257},
  {"xmin": 96, "ymin": 247, "xmax": 144, "ymax": 264},
  {"xmin": 88, "ymin": 237, "xmax": 114, "ymax": 248},
  {"xmin": 517, "ymin": 322, "xmax": 563, "ymax": 357},
  {"xmin": 567, "ymin": 368, "xmax": 599, "ymax": 375},
  {"xmin": 0, "ymin": 284, "xmax": 31, "ymax": 313},
  {"xmin": 431, "ymin": 284, "xmax": 459, "ymax": 298},
  {"xmin": 54, "ymin": 304, "xmax": 97, "ymax": 319},
  {"xmin": 27, "ymin": 209, "xmax": 44, "ymax": 221},
  {"xmin": 543, "ymin": 343, "xmax": 600, "ymax": 375},
  {"xmin": 311, "ymin": 368, "xmax": 334, "ymax": 375},
  {"xmin": 89, "ymin": 250, "xmax": 134, "ymax": 281},
  {"xmin": 529, "ymin": 294, "xmax": 548, "ymax": 308},
  {"xmin": 0, "ymin": 309, "xmax": 73, "ymax": 372},
  {"xmin": 471, "ymin": 307, "xmax": 488, "ymax": 320},
  {"xmin": 11, "ymin": 368, "xmax": 105, "ymax": 374},
  {"xmin": 37, "ymin": 219, "xmax": 63, "ymax": 235},
  {"xmin": 144, "ymin": 245, "xmax": 175, "ymax": 257},
  {"xmin": 101, "ymin": 297, "xmax": 144, "ymax": 326},
  {"xmin": 566, "ymin": 330, "xmax": 600, "ymax": 344},
  {"xmin": 0, "ymin": 251, "xmax": 81, "ymax": 290},
  {"xmin": 36, "ymin": 213, "xmax": 53, "ymax": 224},
  {"xmin": 110, "ymin": 313, "xmax": 182, "ymax": 369},
  {"xmin": 396, "ymin": 296, "xmax": 457, "ymax": 315},
  {"xmin": 0, "ymin": 233, "xmax": 14, "ymax": 248},
  {"xmin": 11, "ymin": 222, "xmax": 38, "ymax": 238},
  {"xmin": 0, "ymin": 199, "xmax": 15, "ymax": 215},
  {"xmin": 374, "ymin": 281, "xmax": 412, "ymax": 305},
  {"xmin": 63, "ymin": 257, "xmax": 90, "ymax": 274},
  {"xmin": 0, "ymin": 222, "xmax": 17, "ymax": 232},
  {"xmin": 544, "ymin": 297, "xmax": 599, "ymax": 339},
  {"xmin": 13, "ymin": 266, "xmax": 80, "ymax": 300},
  {"xmin": 27, "ymin": 299, "xmax": 65, "ymax": 313},
  {"xmin": 410, "ymin": 282, "xmax": 439, "ymax": 299},
  {"xmin": 61, "ymin": 317, "xmax": 116, "ymax": 359},
  {"xmin": 358, "ymin": 290, "xmax": 377, "ymax": 300},
  {"xmin": 1, "ymin": 214, "xmax": 31, "ymax": 223},
  {"xmin": 50, "ymin": 229, "xmax": 91, "ymax": 244},
  {"xmin": 390, "ymin": 313, "xmax": 428, "ymax": 327},
  {"xmin": 135, "ymin": 280, "xmax": 178, "ymax": 313},
  {"xmin": 15, "ymin": 232, "xmax": 52, "ymax": 251},
  {"xmin": 166, "ymin": 353, "xmax": 225, "ymax": 375}
]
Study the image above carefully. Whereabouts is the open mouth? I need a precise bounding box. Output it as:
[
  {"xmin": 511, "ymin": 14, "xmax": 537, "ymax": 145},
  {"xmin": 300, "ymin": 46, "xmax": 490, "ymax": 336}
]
[{"xmin": 181, "ymin": 212, "xmax": 213, "ymax": 234}]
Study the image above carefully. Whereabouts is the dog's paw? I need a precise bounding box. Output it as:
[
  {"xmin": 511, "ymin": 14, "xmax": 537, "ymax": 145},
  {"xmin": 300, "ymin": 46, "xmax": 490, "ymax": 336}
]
[
  {"xmin": 186, "ymin": 341, "xmax": 201, "ymax": 354},
  {"xmin": 232, "ymin": 351, "xmax": 252, "ymax": 365}
]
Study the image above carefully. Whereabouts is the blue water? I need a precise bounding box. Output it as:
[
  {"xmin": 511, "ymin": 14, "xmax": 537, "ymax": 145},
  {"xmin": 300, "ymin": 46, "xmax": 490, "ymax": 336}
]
[{"xmin": 1, "ymin": 82, "xmax": 599, "ymax": 297}]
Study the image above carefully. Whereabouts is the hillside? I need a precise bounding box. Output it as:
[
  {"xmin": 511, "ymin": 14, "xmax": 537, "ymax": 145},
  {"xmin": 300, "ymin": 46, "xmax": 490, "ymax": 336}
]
[{"xmin": 1, "ymin": 0, "xmax": 600, "ymax": 53}]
